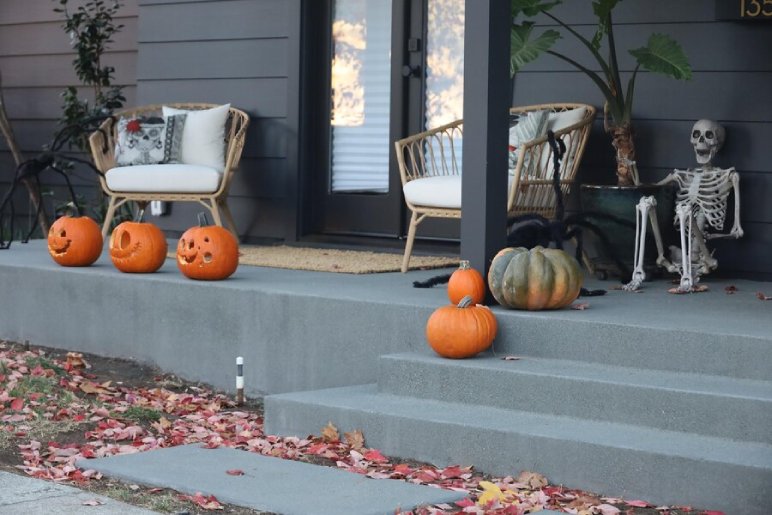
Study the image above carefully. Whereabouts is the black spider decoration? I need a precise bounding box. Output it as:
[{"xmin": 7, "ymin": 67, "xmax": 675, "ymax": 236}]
[
  {"xmin": 414, "ymin": 130, "xmax": 632, "ymax": 294},
  {"xmin": 0, "ymin": 115, "xmax": 114, "ymax": 249}
]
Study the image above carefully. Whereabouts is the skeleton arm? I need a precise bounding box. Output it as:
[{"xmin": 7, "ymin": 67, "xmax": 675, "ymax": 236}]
[{"xmin": 656, "ymin": 173, "xmax": 678, "ymax": 186}]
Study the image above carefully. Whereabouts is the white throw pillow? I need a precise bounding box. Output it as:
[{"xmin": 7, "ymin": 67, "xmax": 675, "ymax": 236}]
[{"xmin": 162, "ymin": 104, "xmax": 230, "ymax": 170}]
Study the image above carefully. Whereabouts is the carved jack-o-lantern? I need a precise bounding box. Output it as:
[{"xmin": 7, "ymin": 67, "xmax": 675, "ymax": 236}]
[
  {"xmin": 176, "ymin": 225, "xmax": 238, "ymax": 280},
  {"xmin": 47, "ymin": 216, "xmax": 103, "ymax": 267},
  {"xmin": 109, "ymin": 221, "xmax": 168, "ymax": 273}
]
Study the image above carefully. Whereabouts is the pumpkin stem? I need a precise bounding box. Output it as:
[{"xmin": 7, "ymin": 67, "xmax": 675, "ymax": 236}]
[
  {"xmin": 197, "ymin": 212, "xmax": 210, "ymax": 227},
  {"xmin": 457, "ymin": 295, "xmax": 474, "ymax": 308},
  {"xmin": 458, "ymin": 259, "xmax": 471, "ymax": 270}
]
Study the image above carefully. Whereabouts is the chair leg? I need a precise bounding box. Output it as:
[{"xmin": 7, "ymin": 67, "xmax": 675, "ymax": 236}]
[
  {"xmin": 402, "ymin": 210, "xmax": 420, "ymax": 273},
  {"xmin": 219, "ymin": 200, "xmax": 239, "ymax": 239},
  {"xmin": 102, "ymin": 195, "xmax": 119, "ymax": 238},
  {"xmin": 208, "ymin": 200, "xmax": 223, "ymax": 227}
]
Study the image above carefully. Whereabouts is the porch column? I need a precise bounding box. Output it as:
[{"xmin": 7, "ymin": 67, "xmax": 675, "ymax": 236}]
[{"xmin": 461, "ymin": 0, "xmax": 510, "ymax": 279}]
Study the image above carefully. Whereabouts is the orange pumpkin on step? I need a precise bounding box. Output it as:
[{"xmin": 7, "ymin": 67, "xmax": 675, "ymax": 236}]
[
  {"xmin": 47, "ymin": 216, "xmax": 103, "ymax": 267},
  {"xmin": 177, "ymin": 224, "xmax": 238, "ymax": 280},
  {"xmin": 447, "ymin": 259, "xmax": 486, "ymax": 304},
  {"xmin": 109, "ymin": 221, "xmax": 168, "ymax": 273},
  {"xmin": 426, "ymin": 295, "xmax": 497, "ymax": 359}
]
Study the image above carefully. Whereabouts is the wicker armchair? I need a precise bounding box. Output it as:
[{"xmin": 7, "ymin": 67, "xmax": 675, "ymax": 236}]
[
  {"xmin": 89, "ymin": 103, "xmax": 249, "ymax": 238},
  {"xmin": 394, "ymin": 102, "xmax": 595, "ymax": 272}
]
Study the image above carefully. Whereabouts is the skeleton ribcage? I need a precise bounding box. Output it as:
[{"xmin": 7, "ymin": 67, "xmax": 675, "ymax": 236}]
[{"xmin": 672, "ymin": 170, "xmax": 732, "ymax": 232}]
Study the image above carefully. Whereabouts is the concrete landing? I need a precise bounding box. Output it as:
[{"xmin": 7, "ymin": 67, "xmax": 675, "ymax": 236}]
[
  {"xmin": 0, "ymin": 471, "xmax": 158, "ymax": 514},
  {"xmin": 76, "ymin": 445, "xmax": 466, "ymax": 515}
]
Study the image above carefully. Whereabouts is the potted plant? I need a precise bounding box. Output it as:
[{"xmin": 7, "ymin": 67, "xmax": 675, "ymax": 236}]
[{"xmin": 509, "ymin": 0, "xmax": 692, "ymax": 274}]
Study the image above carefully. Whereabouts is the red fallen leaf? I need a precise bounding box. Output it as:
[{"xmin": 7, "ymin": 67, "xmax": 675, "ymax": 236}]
[
  {"xmin": 225, "ymin": 469, "xmax": 244, "ymax": 476},
  {"xmin": 10, "ymin": 397, "xmax": 23, "ymax": 411},
  {"xmin": 626, "ymin": 499, "xmax": 650, "ymax": 507},
  {"xmin": 363, "ymin": 449, "xmax": 388, "ymax": 463},
  {"xmin": 455, "ymin": 498, "xmax": 475, "ymax": 508},
  {"xmin": 724, "ymin": 285, "xmax": 737, "ymax": 294},
  {"xmin": 702, "ymin": 511, "xmax": 725, "ymax": 515},
  {"xmin": 180, "ymin": 492, "xmax": 223, "ymax": 510},
  {"xmin": 757, "ymin": 292, "xmax": 772, "ymax": 301},
  {"xmin": 392, "ymin": 463, "xmax": 413, "ymax": 476},
  {"xmin": 570, "ymin": 303, "xmax": 590, "ymax": 310},
  {"xmin": 81, "ymin": 499, "xmax": 104, "ymax": 506}
]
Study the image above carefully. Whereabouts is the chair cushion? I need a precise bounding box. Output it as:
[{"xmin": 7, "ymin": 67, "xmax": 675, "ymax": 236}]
[
  {"xmin": 105, "ymin": 164, "xmax": 222, "ymax": 193},
  {"xmin": 162, "ymin": 104, "xmax": 230, "ymax": 171},
  {"xmin": 508, "ymin": 109, "xmax": 549, "ymax": 174},
  {"xmin": 403, "ymin": 175, "xmax": 515, "ymax": 209}
]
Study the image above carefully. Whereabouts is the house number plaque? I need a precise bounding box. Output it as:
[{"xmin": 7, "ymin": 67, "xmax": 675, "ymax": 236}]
[{"xmin": 716, "ymin": 0, "xmax": 772, "ymax": 20}]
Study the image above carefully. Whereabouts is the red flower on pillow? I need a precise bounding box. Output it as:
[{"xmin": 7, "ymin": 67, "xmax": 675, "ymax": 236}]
[{"xmin": 126, "ymin": 119, "xmax": 142, "ymax": 133}]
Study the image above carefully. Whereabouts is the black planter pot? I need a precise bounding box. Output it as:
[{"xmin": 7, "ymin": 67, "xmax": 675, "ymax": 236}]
[{"xmin": 579, "ymin": 183, "xmax": 676, "ymax": 278}]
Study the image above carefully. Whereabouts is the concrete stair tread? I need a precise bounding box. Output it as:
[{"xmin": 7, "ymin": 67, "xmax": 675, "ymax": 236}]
[
  {"xmin": 269, "ymin": 384, "xmax": 772, "ymax": 471},
  {"xmin": 381, "ymin": 352, "xmax": 772, "ymax": 400}
]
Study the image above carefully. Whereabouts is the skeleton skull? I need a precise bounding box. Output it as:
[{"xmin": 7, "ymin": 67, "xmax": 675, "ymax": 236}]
[{"xmin": 690, "ymin": 119, "xmax": 725, "ymax": 166}]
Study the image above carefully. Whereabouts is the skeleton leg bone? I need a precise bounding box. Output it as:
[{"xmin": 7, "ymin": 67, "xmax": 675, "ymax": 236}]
[
  {"xmin": 624, "ymin": 196, "xmax": 667, "ymax": 291},
  {"xmin": 676, "ymin": 203, "xmax": 694, "ymax": 292}
]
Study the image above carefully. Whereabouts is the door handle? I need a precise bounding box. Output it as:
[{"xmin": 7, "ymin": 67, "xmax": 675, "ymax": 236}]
[{"xmin": 401, "ymin": 65, "xmax": 421, "ymax": 78}]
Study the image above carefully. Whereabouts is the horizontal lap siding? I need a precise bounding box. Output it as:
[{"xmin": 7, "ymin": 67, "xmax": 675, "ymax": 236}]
[
  {"xmin": 513, "ymin": 1, "xmax": 772, "ymax": 277},
  {"xmin": 135, "ymin": 0, "xmax": 298, "ymax": 240},
  {"xmin": 0, "ymin": 1, "xmax": 139, "ymax": 221}
]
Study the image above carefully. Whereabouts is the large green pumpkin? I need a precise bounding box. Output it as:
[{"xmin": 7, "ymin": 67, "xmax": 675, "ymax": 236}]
[{"xmin": 488, "ymin": 246, "xmax": 583, "ymax": 310}]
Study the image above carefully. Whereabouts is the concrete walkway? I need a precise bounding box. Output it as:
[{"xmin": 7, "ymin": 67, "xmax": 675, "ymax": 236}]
[
  {"xmin": 0, "ymin": 471, "xmax": 159, "ymax": 514},
  {"xmin": 78, "ymin": 444, "xmax": 466, "ymax": 515}
]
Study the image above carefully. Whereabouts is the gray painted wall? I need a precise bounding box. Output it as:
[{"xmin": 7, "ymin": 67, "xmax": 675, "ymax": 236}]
[
  {"xmin": 0, "ymin": 0, "xmax": 138, "ymax": 225},
  {"xmin": 511, "ymin": 1, "xmax": 772, "ymax": 278},
  {"xmin": 1, "ymin": 0, "xmax": 769, "ymax": 278}
]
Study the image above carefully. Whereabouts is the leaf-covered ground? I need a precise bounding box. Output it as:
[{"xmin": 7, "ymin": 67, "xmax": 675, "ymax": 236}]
[{"xmin": 0, "ymin": 340, "xmax": 724, "ymax": 515}]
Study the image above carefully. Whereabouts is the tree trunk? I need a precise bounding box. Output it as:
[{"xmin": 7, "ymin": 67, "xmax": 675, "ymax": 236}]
[{"xmin": 609, "ymin": 123, "xmax": 637, "ymax": 186}]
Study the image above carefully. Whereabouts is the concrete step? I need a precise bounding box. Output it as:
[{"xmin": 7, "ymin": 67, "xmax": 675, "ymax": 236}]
[
  {"xmin": 488, "ymin": 305, "xmax": 772, "ymax": 381},
  {"xmin": 264, "ymin": 384, "xmax": 772, "ymax": 515},
  {"xmin": 378, "ymin": 352, "xmax": 772, "ymax": 444}
]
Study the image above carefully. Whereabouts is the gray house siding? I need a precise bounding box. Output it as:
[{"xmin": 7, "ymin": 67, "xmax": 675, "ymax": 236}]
[
  {"xmin": 512, "ymin": 1, "xmax": 772, "ymax": 278},
  {"xmin": 0, "ymin": 0, "xmax": 138, "ymax": 223},
  {"xmin": 135, "ymin": 0, "xmax": 301, "ymax": 241}
]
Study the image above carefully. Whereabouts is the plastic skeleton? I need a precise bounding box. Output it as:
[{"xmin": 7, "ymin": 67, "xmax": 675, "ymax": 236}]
[{"xmin": 625, "ymin": 119, "xmax": 743, "ymax": 292}]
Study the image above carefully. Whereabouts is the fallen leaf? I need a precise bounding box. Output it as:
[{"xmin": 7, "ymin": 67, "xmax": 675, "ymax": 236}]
[
  {"xmin": 66, "ymin": 352, "xmax": 89, "ymax": 369},
  {"xmin": 571, "ymin": 303, "xmax": 590, "ymax": 310},
  {"xmin": 626, "ymin": 499, "xmax": 650, "ymax": 507},
  {"xmin": 321, "ymin": 421, "xmax": 340, "ymax": 443},
  {"xmin": 10, "ymin": 397, "xmax": 23, "ymax": 411},
  {"xmin": 81, "ymin": 499, "xmax": 104, "ymax": 506},
  {"xmin": 363, "ymin": 449, "xmax": 388, "ymax": 463},
  {"xmin": 181, "ymin": 492, "xmax": 223, "ymax": 510},
  {"xmin": 757, "ymin": 292, "xmax": 772, "ymax": 301},
  {"xmin": 724, "ymin": 285, "xmax": 737, "ymax": 294},
  {"xmin": 501, "ymin": 356, "xmax": 520, "ymax": 361},
  {"xmin": 693, "ymin": 284, "xmax": 709, "ymax": 293},
  {"xmin": 79, "ymin": 382, "xmax": 116, "ymax": 396},
  {"xmin": 516, "ymin": 470, "xmax": 548, "ymax": 489},
  {"xmin": 344, "ymin": 429, "xmax": 365, "ymax": 450},
  {"xmin": 225, "ymin": 469, "xmax": 244, "ymax": 476},
  {"xmin": 596, "ymin": 504, "xmax": 621, "ymax": 515}
]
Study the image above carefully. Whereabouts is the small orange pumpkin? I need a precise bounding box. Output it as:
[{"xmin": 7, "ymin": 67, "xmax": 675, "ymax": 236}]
[
  {"xmin": 426, "ymin": 295, "xmax": 497, "ymax": 359},
  {"xmin": 109, "ymin": 221, "xmax": 168, "ymax": 273},
  {"xmin": 447, "ymin": 259, "xmax": 486, "ymax": 304},
  {"xmin": 177, "ymin": 224, "xmax": 238, "ymax": 280},
  {"xmin": 47, "ymin": 216, "xmax": 103, "ymax": 267}
]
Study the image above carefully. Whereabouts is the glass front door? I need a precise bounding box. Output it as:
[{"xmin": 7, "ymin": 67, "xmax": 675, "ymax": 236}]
[{"xmin": 306, "ymin": 0, "xmax": 465, "ymax": 241}]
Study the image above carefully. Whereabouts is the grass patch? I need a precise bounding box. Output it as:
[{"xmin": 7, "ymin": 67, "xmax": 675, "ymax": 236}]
[
  {"xmin": 113, "ymin": 406, "xmax": 162, "ymax": 424},
  {"xmin": 25, "ymin": 355, "xmax": 66, "ymax": 376},
  {"xmin": 96, "ymin": 484, "xmax": 198, "ymax": 513},
  {"xmin": 9, "ymin": 376, "xmax": 57, "ymax": 398}
]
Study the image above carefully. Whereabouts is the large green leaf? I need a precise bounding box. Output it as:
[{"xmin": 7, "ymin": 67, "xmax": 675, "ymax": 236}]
[
  {"xmin": 510, "ymin": 22, "xmax": 561, "ymax": 76},
  {"xmin": 629, "ymin": 33, "xmax": 692, "ymax": 80},
  {"xmin": 591, "ymin": 0, "xmax": 620, "ymax": 49},
  {"xmin": 511, "ymin": 0, "xmax": 561, "ymax": 18}
]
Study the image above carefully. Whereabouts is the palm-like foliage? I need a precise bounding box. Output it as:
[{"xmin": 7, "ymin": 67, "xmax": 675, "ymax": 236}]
[{"xmin": 510, "ymin": 0, "xmax": 692, "ymax": 185}]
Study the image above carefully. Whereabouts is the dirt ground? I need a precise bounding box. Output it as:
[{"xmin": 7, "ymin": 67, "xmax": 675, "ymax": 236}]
[{"xmin": 0, "ymin": 340, "xmax": 272, "ymax": 514}]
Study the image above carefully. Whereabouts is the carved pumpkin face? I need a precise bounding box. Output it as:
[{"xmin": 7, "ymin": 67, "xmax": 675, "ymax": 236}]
[
  {"xmin": 109, "ymin": 221, "xmax": 168, "ymax": 273},
  {"xmin": 47, "ymin": 216, "xmax": 103, "ymax": 267},
  {"xmin": 176, "ymin": 225, "xmax": 238, "ymax": 280}
]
